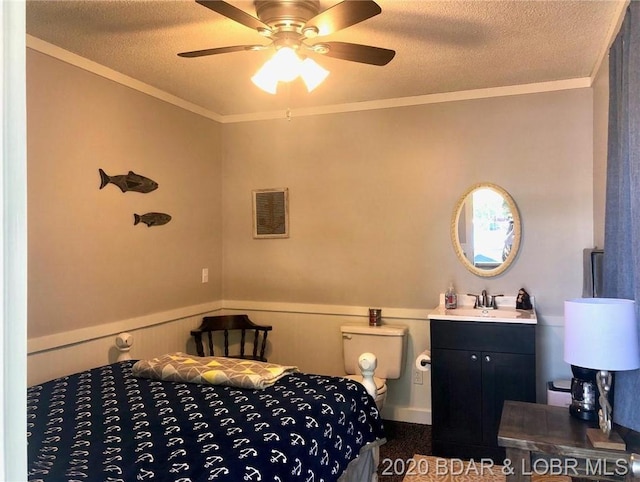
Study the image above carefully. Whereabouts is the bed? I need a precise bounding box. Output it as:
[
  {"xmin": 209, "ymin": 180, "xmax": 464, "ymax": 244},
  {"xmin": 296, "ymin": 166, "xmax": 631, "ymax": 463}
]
[{"xmin": 27, "ymin": 353, "xmax": 386, "ymax": 482}]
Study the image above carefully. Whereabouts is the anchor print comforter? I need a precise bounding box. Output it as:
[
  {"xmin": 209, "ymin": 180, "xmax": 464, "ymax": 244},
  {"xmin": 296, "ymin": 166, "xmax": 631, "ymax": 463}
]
[{"xmin": 27, "ymin": 360, "xmax": 386, "ymax": 481}]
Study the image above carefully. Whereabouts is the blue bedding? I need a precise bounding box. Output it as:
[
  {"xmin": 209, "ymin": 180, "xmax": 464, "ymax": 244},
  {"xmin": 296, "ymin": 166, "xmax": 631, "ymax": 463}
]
[{"xmin": 27, "ymin": 360, "xmax": 386, "ymax": 481}]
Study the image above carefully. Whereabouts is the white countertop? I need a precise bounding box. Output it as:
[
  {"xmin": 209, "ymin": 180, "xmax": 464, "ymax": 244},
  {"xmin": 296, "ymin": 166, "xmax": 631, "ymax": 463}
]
[{"xmin": 427, "ymin": 294, "xmax": 537, "ymax": 324}]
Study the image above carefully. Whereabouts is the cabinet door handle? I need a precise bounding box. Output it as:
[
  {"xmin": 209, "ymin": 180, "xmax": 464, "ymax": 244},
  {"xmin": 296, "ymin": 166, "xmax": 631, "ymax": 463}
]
[
  {"xmin": 471, "ymin": 354, "xmax": 478, "ymax": 361},
  {"xmin": 485, "ymin": 355, "xmax": 491, "ymax": 362}
]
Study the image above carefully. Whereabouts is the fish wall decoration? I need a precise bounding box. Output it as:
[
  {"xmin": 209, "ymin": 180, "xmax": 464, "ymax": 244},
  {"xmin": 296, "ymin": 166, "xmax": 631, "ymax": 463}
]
[
  {"xmin": 99, "ymin": 169, "xmax": 158, "ymax": 193},
  {"xmin": 134, "ymin": 212, "xmax": 172, "ymax": 227}
]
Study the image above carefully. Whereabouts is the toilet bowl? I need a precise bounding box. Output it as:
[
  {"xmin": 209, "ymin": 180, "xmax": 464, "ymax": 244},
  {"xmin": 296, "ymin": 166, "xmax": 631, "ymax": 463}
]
[
  {"xmin": 341, "ymin": 324, "xmax": 407, "ymax": 413},
  {"xmin": 344, "ymin": 374, "xmax": 388, "ymax": 411}
]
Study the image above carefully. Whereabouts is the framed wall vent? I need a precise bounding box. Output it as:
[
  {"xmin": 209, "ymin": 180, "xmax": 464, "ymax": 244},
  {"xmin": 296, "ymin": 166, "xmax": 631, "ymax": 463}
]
[{"xmin": 252, "ymin": 188, "xmax": 289, "ymax": 238}]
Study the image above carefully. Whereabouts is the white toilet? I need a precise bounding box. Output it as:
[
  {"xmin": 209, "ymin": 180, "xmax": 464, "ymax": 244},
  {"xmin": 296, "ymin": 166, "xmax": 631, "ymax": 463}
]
[{"xmin": 341, "ymin": 324, "xmax": 408, "ymax": 412}]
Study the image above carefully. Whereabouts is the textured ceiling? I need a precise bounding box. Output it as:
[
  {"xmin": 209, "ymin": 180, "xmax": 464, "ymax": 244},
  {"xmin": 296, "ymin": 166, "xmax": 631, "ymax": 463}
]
[{"xmin": 26, "ymin": 1, "xmax": 626, "ymax": 119}]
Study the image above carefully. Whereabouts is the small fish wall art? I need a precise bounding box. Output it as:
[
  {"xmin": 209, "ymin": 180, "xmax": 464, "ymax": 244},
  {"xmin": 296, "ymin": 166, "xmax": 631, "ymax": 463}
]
[
  {"xmin": 99, "ymin": 168, "xmax": 158, "ymax": 193},
  {"xmin": 134, "ymin": 212, "xmax": 172, "ymax": 227}
]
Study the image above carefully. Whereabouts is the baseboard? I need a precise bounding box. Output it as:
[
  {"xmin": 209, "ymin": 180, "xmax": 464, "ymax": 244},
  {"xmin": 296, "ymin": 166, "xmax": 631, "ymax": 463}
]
[{"xmin": 383, "ymin": 405, "xmax": 432, "ymax": 425}]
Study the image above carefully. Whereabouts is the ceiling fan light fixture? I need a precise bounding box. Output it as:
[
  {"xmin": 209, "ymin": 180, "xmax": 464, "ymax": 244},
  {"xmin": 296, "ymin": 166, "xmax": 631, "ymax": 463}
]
[
  {"xmin": 251, "ymin": 46, "xmax": 329, "ymax": 94},
  {"xmin": 182, "ymin": 0, "xmax": 395, "ymax": 93},
  {"xmin": 251, "ymin": 47, "xmax": 298, "ymax": 94},
  {"xmin": 251, "ymin": 61, "xmax": 280, "ymax": 94},
  {"xmin": 270, "ymin": 47, "xmax": 301, "ymax": 82},
  {"xmin": 299, "ymin": 58, "xmax": 329, "ymax": 92}
]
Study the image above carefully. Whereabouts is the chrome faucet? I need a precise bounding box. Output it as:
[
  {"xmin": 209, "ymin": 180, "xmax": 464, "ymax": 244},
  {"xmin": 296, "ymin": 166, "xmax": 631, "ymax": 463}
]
[
  {"xmin": 488, "ymin": 293, "xmax": 504, "ymax": 309},
  {"xmin": 467, "ymin": 290, "xmax": 504, "ymax": 309},
  {"xmin": 481, "ymin": 290, "xmax": 488, "ymax": 309}
]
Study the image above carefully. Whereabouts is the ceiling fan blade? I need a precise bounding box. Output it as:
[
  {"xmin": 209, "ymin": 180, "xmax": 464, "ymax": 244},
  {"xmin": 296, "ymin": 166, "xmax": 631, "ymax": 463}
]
[
  {"xmin": 304, "ymin": 0, "xmax": 381, "ymax": 37},
  {"xmin": 196, "ymin": 0, "xmax": 271, "ymax": 32},
  {"xmin": 318, "ymin": 41, "xmax": 395, "ymax": 66},
  {"xmin": 178, "ymin": 45, "xmax": 265, "ymax": 58}
]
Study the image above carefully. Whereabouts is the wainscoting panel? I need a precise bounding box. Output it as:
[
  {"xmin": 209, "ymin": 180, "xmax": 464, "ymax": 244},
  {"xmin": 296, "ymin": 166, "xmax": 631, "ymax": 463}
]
[
  {"xmin": 27, "ymin": 300, "xmax": 571, "ymax": 423},
  {"xmin": 27, "ymin": 308, "xmax": 220, "ymax": 386}
]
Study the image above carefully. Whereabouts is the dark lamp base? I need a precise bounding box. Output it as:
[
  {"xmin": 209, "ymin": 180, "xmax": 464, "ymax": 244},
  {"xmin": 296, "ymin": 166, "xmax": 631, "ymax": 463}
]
[{"xmin": 570, "ymin": 404, "xmax": 598, "ymax": 422}]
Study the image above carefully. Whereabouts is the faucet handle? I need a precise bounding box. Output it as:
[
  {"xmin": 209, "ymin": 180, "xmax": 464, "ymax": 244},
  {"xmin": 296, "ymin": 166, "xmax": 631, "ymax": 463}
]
[
  {"xmin": 489, "ymin": 294, "xmax": 504, "ymax": 309},
  {"xmin": 466, "ymin": 293, "xmax": 481, "ymax": 308}
]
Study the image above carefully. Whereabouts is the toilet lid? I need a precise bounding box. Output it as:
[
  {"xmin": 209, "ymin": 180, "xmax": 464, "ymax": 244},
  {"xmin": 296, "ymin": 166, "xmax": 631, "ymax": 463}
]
[{"xmin": 345, "ymin": 375, "xmax": 387, "ymax": 393}]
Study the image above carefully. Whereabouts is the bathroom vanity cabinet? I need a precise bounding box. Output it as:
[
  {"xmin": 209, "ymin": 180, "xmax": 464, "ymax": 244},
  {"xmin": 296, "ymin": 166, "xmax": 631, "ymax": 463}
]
[{"xmin": 430, "ymin": 319, "xmax": 536, "ymax": 462}]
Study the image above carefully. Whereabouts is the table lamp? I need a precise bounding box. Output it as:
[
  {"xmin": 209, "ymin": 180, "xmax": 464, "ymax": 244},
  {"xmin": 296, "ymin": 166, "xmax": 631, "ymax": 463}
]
[{"xmin": 564, "ymin": 298, "xmax": 640, "ymax": 450}]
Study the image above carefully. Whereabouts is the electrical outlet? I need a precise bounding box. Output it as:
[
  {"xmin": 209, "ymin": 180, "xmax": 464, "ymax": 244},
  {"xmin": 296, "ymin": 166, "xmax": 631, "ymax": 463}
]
[
  {"xmin": 201, "ymin": 268, "xmax": 209, "ymax": 283},
  {"xmin": 413, "ymin": 369, "xmax": 423, "ymax": 385}
]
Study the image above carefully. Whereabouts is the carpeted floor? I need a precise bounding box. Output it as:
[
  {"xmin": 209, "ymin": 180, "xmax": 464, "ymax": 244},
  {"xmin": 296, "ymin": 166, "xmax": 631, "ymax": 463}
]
[
  {"xmin": 399, "ymin": 455, "xmax": 572, "ymax": 482},
  {"xmin": 378, "ymin": 420, "xmax": 432, "ymax": 482},
  {"xmin": 377, "ymin": 421, "xmax": 571, "ymax": 482}
]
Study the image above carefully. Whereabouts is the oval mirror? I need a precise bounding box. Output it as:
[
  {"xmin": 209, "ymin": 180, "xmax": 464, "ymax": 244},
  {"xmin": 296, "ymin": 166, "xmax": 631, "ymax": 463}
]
[{"xmin": 451, "ymin": 183, "xmax": 521, "ymax": 277}]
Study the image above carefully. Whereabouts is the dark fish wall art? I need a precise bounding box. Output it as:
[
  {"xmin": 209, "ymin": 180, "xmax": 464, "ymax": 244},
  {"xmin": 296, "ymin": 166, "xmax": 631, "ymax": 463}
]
[
  {"xmin": 99, "ymin": 168, "xmax": 158, "ymax": 193},
  {"xmin": 98, "ymin": 168, "xmax": 171, "ymax": 227},
  {"xmin": 134, "ymin": 212, "xmax": 172, "ymax": 227}
]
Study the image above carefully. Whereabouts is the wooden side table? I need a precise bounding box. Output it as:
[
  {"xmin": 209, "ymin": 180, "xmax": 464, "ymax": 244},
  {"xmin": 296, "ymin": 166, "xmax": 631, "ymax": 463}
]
[{"xmin": 498, "ymin": 400, "xmax": 639, "ymax": 481}]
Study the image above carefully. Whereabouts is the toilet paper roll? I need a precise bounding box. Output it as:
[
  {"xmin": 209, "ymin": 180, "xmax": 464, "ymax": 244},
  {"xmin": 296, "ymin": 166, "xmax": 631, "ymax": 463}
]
[{"xmin": 415, "ymin": 350, "xmax": 431, "ymax": 371}]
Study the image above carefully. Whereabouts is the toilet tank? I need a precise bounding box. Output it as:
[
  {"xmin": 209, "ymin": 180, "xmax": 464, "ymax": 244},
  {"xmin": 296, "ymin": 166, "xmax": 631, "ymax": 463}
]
[{"xmin": 341, "ymin": 324, "xmax": 408, "ymax": 379}]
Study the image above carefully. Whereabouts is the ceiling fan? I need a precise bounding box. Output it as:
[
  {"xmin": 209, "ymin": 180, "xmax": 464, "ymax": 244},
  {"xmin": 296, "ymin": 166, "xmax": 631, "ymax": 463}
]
[{"xmin": 178, "ymin": 0, "xmax": 395, "ymax": 93}]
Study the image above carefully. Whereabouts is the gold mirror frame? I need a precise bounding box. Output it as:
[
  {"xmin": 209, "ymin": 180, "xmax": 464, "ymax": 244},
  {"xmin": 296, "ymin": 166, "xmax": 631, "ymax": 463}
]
[{"xmin": 451, "ymin": 183, "xmax": 521, "ymax": 277}]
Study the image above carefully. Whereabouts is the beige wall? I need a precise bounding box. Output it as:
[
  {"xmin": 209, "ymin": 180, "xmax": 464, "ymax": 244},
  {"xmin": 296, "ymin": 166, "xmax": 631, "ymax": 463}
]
[
  {"xmin": 221, "ymin": 90, "xmax": 594, "ymax": 316},
  {"xmin": 27, "ymin": 49, "xmax": 596, "ymax": 421},
  {"xmin": 27, "ymin": 49, "xmax": 223, "ymax": 339},
  {"xmin": 219, "ymin": 90, "xmax": 595, "ymax": 414}
]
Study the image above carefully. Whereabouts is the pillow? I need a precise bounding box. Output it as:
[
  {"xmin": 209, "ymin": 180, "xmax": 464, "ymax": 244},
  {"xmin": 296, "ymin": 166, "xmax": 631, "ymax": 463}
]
[{"xmin": 132, "ymin": 352, "xmax": 298, "ymax": 389}]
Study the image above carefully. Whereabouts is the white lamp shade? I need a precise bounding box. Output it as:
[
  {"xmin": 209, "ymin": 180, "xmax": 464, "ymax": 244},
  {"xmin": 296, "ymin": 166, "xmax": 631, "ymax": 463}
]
[{"xmin": 564, "ymin": 298, "xmax": 640, "ymax": 371}]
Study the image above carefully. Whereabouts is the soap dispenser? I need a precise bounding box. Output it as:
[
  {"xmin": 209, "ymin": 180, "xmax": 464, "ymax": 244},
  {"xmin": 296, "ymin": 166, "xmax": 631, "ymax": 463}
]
[{"xmin": 445, "ymin": 282, "xmax": 457, "ymax": 309}]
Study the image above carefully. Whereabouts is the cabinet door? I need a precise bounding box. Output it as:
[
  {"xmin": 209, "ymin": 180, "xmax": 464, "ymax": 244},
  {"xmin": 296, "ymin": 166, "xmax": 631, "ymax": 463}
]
[
  {"xmin": 481, "ymin": 351, "xmax": 536, "ymax": 446},
  {"xmin": 431, "ymin": 348, "xmax": 483, "ymax": 445}
]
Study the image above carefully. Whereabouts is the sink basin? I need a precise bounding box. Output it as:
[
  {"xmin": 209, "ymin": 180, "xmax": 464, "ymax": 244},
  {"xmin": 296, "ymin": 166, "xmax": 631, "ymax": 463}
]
[{"xmin": 427, "ymin": 305, "xmax": 537, "ymax": 324}]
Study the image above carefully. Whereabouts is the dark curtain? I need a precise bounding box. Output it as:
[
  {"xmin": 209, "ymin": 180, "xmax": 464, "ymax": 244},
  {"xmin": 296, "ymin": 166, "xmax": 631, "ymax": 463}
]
[{"xmin": 603, "ymin": 3, "xmax": 640, "ymax": 432}]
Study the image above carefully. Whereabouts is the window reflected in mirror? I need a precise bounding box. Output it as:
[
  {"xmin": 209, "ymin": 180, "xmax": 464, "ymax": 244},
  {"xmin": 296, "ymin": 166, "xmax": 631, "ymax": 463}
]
[{"xmin": 451, "ymin": 183, "xmax": 521, "ymax": 277}]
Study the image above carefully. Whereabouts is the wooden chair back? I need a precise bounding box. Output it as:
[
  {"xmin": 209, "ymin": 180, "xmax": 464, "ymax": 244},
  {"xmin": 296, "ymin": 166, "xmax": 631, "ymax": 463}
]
[{"xmin": 190, "ymin": 314, "xmax": 272, "ymax": 362}]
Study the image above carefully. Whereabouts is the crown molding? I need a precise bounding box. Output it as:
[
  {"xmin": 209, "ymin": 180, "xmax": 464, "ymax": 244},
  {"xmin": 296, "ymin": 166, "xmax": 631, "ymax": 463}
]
[
  {"xmin": 28, "ymin": 34, "xmax": 593, "ymax": 125},
  {"xmin": 27, "ymin": 35, "xmax": 224, "ymax": 123}
]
